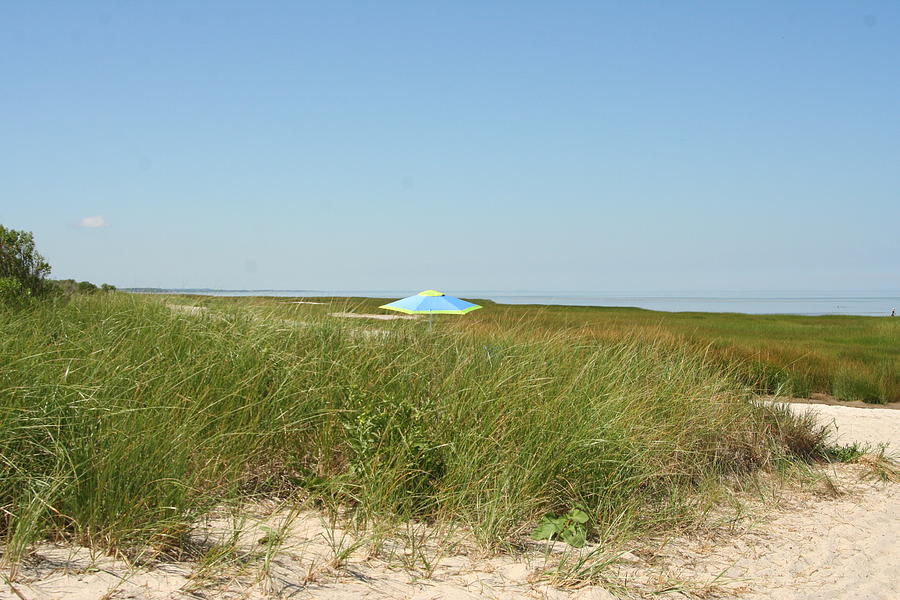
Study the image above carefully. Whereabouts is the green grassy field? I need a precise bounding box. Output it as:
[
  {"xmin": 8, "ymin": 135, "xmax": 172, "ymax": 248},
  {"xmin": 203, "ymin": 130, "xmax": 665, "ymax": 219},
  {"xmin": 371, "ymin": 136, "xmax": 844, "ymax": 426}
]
[
  {"xmin": 0, "ymin": 293, "xmax": 828, "ymax": 562},
  {"xmin": 469, "ymin": 302, "xmax": 900, "ymax": 404},
  {"xmin": 175, "ymin": 295, "xmax": 899, "ymax": 404}
]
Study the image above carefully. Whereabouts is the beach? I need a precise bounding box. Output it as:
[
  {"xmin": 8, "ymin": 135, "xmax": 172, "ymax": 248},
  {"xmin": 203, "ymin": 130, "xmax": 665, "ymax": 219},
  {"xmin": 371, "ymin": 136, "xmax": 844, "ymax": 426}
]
[{"xmin": 6, "ymin": 3, "xmax": 898, "ymax": 597}]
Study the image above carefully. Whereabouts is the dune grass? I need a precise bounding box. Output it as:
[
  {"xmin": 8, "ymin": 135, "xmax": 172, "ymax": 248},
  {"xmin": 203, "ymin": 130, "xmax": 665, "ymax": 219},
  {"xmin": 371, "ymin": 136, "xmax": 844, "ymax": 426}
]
[
  {"xmin": 179, "ymin": 295, "xmax": 900, "ymax": 403},
  {"xmin": 1, "ymin": 294, "xmax": 827, "ymax": 563}
]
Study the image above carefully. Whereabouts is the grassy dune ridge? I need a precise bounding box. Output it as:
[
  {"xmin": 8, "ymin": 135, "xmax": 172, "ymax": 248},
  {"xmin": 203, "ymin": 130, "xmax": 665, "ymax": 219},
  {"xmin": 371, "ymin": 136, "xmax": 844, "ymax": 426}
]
[
  {"xmin": 196, "ymin": 295, "xmax": 899, "ymax": 403},
  {"xmin": 1, "ymin": 294, "xmax": 823, "ymax": 559}
]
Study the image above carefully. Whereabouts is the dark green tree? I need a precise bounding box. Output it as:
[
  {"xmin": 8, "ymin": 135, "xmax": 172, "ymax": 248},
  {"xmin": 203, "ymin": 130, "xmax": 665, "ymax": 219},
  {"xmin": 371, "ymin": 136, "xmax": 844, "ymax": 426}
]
[
  {"xmin": 77, "ymin": 281, "xmax": 98, "ymax": 294},
  {"xmin": 0, "ymin": 225, "xmax": 52, "ymax": 299}
]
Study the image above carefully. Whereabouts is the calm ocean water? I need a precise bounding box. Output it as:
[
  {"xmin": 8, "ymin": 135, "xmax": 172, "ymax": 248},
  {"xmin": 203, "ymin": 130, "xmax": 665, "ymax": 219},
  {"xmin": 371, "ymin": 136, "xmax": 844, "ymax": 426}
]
[{"xmin": 130, "ymin": 289, "xmax": 900, "ymax": 317}]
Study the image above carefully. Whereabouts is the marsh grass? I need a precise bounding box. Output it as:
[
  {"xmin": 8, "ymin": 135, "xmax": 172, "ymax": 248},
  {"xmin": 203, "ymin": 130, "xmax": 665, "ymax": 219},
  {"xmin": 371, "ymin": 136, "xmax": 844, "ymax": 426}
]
[
  {"xmin": 180, "ymin": 295, "xmax": 900, "ymax": 403},
  {"xmin": 1, "ymin": 294, "xmax": 830, "ymax": 565},
  {"xmin": 279, "ymin": 296, "xmax": 900, "ymax": 403}
]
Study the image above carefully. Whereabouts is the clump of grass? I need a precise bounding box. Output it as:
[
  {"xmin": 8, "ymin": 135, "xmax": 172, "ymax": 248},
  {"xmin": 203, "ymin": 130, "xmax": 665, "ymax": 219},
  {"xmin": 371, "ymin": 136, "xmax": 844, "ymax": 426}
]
[
  {"xmin": 856, "ymin": 453, "xmax": 900, "ymax": 483},
  {"xmin": 0, "ymin": 294, "xmax": 823, "ymax": 562}
]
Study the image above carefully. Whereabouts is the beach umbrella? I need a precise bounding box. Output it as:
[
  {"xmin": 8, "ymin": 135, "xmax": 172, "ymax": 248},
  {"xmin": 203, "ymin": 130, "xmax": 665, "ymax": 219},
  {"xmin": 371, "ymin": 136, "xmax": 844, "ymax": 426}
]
[{"xmin": 380, "ymin": 290, "xmax": 481, "ymax": 328}]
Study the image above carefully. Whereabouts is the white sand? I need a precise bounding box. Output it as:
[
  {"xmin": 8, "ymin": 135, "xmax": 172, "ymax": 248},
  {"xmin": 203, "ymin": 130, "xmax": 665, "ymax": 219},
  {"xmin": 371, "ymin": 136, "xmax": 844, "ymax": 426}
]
[
  {"xmin": 616, "ymin": 402, "xmax": 900, "ymax": 599},
  {"xmin": 165, "ymin": 303, "xmax": 208, "ymax": 316},
  {"xmin": 615, "ymin": 462, "xmax": 899, "ymax": 599},
  {"xmin": 329, "ymin": 312, "xmax": 420, "ymax": 321},
  {"xmin": 3, "ymin": 402, "xmax": 898, "ymax": 600},
  {"xmin": 777, "ymin": 401, "xmax": 899, "ymax": 451},
  {"xmin": 708, "ymin": 470, "xmax": 898, "ymax": 600}
]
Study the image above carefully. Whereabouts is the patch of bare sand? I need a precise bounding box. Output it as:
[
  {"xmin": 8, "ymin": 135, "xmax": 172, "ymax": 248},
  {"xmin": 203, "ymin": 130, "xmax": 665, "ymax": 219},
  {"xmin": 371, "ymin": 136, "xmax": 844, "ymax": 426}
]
[
  {"xmin": 612, "ymin": 402, "xmax": 899, "ymax": 599},
  {"xmin": 329, "ymin": 312, "xmax": 420, "ymax": 321},
  {"xmin": 3, "ymin": 509, "xmax": 616, "ymax": 600},
  {"xmin": 615, "ymin": 463, "xmax": 898, "ymax": 599},
  {"xmin": 2, "ymin": 545, "xmax": 192, "ymax": 600},
  {"xmin": 165, "ymin": 303, "xmax": 207, "ymax": 316},
  {"xmin": 773, "ymin": 393, "xmax": 900, "ymax": 412},
  {"xmin": 776, "ymin": 401, "xmax": 899, "ymax": 451}
]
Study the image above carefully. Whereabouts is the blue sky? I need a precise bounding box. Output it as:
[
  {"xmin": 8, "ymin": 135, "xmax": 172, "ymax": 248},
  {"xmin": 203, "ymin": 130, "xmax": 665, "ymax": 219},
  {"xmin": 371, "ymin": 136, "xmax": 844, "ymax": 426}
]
[{"xmin": 1, "ymin": 1, "xmax": 898, "ymax": 291}]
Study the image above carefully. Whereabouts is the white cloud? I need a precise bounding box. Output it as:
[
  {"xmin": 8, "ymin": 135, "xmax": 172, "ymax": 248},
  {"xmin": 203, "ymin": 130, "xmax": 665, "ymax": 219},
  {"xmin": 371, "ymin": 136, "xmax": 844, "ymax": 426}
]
[{"xmin": 79, "ymin": 216, "xmax": 108, "ymax": 228}]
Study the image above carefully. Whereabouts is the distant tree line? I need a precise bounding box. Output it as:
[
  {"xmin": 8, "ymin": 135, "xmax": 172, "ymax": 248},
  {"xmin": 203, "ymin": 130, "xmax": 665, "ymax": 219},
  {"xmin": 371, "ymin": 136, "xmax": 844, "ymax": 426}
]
[
  {"xmin": 49, "ymin": 279, "xmax": 117, "ymax": 295},
  {"xmin": 1, "ymin": 224, "xmax": 115, "ymax": 308}
]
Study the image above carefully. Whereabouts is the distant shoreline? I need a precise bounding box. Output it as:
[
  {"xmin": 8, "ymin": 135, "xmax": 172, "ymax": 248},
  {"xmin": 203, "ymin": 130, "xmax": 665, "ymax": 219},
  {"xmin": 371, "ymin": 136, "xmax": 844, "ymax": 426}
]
[{"xmin": 124, "ymin": 288, "xmax": 900, "ymax": 317}]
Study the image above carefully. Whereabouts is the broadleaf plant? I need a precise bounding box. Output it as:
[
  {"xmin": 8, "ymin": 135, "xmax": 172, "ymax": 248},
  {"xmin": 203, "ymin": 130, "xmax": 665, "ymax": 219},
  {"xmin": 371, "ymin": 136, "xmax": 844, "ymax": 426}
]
[{"xmin": 531, "ymin": 508, "xmax": 590, "ymax": 548}]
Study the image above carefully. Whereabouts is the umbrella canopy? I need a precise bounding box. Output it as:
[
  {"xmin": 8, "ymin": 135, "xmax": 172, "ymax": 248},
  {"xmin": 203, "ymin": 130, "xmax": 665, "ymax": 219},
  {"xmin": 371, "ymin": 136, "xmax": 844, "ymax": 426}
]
[{"xmin": 379, "ymin": 290, "xmax": 481, "ymax": 315}]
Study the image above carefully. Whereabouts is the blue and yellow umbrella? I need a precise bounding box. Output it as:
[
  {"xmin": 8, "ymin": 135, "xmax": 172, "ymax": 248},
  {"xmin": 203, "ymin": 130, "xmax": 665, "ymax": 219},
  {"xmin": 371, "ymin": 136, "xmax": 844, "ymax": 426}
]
[{"xmin": 380, "ymin": 290, "xmax": 481, "ymax": 327}]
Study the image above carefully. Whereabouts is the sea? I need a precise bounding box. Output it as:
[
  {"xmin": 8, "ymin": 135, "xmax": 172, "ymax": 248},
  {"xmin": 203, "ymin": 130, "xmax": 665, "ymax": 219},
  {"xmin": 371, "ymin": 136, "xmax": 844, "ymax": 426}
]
[{"xmin": 127, "ymin": 289, "xmax": 900, "ymax": 317}]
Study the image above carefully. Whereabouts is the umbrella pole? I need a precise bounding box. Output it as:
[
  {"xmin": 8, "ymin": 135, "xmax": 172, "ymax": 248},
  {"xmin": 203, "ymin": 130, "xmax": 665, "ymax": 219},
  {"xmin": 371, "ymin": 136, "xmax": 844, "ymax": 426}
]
[{"xmin": 428, "ymin": 311, "xmax": 433, "ymax": 331}]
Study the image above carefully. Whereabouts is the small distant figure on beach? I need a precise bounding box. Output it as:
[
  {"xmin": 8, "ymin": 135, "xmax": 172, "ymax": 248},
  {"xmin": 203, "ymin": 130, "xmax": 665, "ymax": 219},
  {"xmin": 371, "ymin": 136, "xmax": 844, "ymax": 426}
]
[{"xmin": 892, "ymin": 307, "xmax": 896, "ymax": 317}]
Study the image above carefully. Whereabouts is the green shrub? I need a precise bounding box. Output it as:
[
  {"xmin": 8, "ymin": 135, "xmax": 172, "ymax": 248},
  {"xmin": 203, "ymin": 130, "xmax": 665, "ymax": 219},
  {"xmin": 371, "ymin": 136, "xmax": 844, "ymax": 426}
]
[
  {"xmin": 0, "ymin": 276, "xmax": 28, "ymax": 308},
  {"xmin": 341, "ymin": 387, "xmax": 444, "ymax": 516},
  {"xmin": 0, "ymin": 225, "xmax": 51, "ymax": 299},
  {"xmin": 76, "ymin": 280, "xmax": 98, "ymax": 294}
]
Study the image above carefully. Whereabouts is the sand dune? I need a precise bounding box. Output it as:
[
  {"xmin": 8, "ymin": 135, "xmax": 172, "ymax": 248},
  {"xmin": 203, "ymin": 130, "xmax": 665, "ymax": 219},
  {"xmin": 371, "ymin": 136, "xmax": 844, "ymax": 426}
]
[{"xmin": 3, "ymin": 402, "xmax": 897, "ymax": 600}]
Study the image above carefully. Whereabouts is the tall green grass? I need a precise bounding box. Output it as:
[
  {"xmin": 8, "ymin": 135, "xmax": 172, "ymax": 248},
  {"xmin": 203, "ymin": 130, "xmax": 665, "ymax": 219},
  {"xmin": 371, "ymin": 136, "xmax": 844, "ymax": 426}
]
[
  {"xmin": 173, "ymin": 295, "xmax": 900, "ymax": 403},
  {"xmin": 433, "ymin": 301, "xmax": 900, "ymax": 403},
  {"xmin": 0, "ymin": 294, "xmax": 821, "ymax": 560}
]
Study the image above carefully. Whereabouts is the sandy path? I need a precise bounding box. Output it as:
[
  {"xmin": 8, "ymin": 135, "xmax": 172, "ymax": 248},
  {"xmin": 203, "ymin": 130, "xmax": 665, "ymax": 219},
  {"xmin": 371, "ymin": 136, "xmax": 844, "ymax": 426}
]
[
  {"xmin": 163, "ymin": 303, "xmax": 398, "ymax": 338},
  {"xmin": 718, "ymin": 471, "xmax": 898, "ymax": 599},
  {"xmin": 741, "ymin": 402, "xmax": 899, "ymax": 599},
  {"xmin": 621, "ymin": 462, "xmax": 899, "ymax": 600},
  {"xmin": 778, "ymin": 401, "xmax": 899, "ymax": 451},
  {"xmin": 329, "ymin": 312, "xmax": 420, "ymax": 321},
  {"xmin": 621, "ymin": 402, "xmax": 899, "ymax": 599}
]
